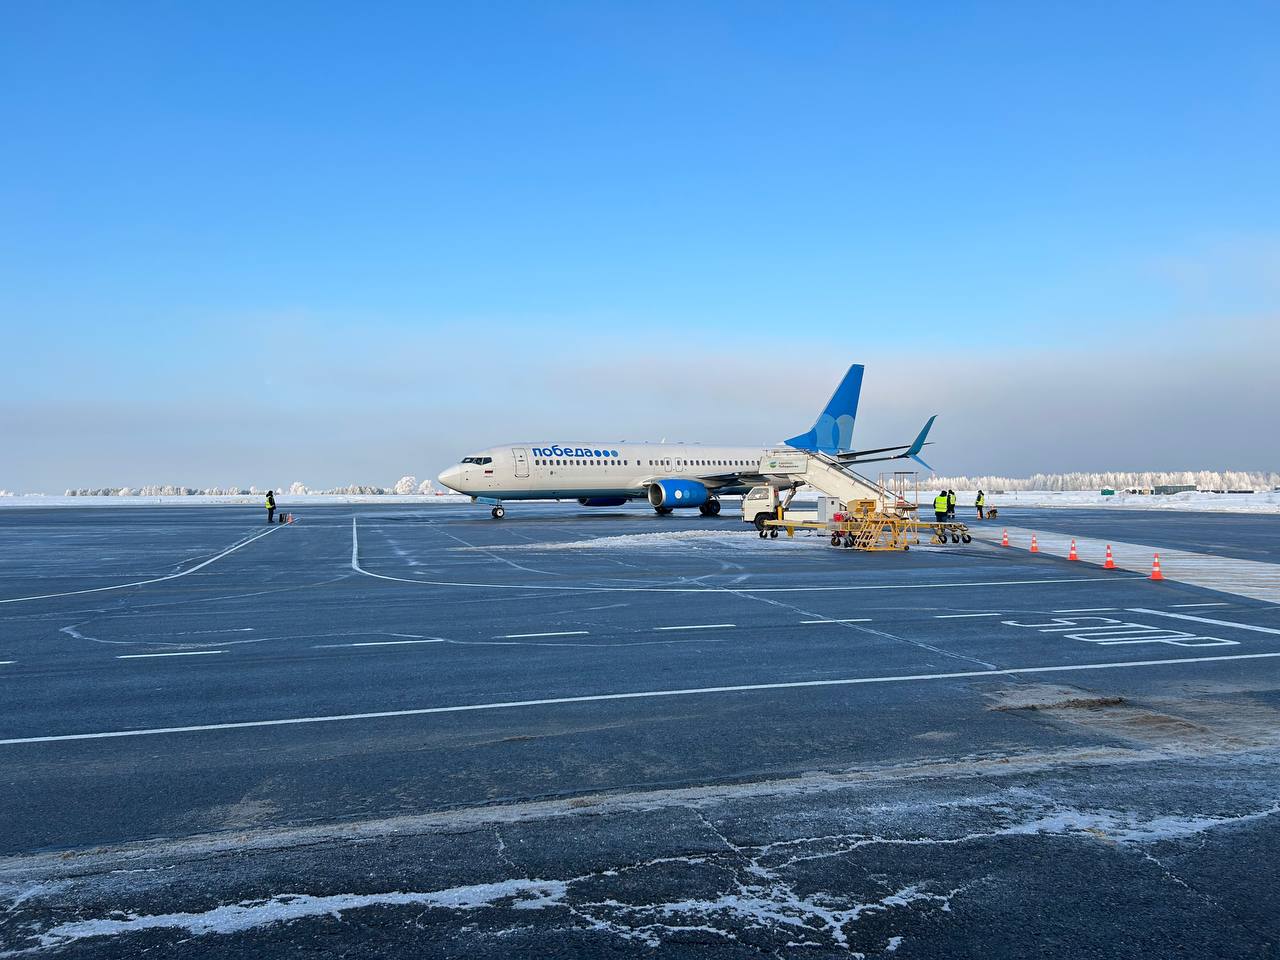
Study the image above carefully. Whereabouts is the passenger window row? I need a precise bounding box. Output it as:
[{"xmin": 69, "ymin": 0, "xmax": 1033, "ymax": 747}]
[
  {"xmin": 534, "ymin": 460, "xmax": 629, "ymax": 467},
  {"xmin": 527, "ymin": 457, "xmax": 757, "ymax": 469},
  {"xmin": 644, "ymin": 459, "xmax": 753, "ymax": 467}
]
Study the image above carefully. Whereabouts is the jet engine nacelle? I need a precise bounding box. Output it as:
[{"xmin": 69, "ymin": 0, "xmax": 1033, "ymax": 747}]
[
  {"xmin": 646, "ymin": 478, "xmax": 709, "ymax": 509},
  {"xmin": 577, "ymin": 497, "xmax": 629, "ymax": 507}
]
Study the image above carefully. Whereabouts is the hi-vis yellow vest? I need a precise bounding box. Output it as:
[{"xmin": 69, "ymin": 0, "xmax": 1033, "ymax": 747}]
[
  {"xmin": 976, "ymin": 493, "xmax": 985, "ymax": 506},
  {"xmin": 933, "ymin": 495, "xmax": 949, "ymax": 512}
]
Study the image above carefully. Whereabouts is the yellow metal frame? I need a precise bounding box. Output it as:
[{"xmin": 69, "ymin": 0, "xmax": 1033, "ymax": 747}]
[
  {"xmin": 761, "ymin": 514, "xmax": 971, "ymax": 551},
  {"xmin": 756, "ymin": 470, "xmax": 971, "ymax": 551}
]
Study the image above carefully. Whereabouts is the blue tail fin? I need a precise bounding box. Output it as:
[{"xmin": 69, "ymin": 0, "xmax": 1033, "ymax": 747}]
[{"xmin": 785, "ymin": 364, "xmax": 864, "ymax": 454}]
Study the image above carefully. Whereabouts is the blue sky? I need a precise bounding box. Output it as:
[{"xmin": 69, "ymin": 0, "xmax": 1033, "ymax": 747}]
[{"xmin": 2, "ymin": 2, "xmax": 1277, "ymax": 491}]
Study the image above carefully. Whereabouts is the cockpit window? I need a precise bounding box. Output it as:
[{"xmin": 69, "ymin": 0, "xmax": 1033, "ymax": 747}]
[{"xmin": 460, "ymin": 456, "xmax": 493, "ymax": 465}]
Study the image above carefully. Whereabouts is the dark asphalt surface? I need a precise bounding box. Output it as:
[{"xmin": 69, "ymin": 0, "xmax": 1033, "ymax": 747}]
[{"xmin": 2, "ymin": 501, "xmax": 1279, "ymax": 957}]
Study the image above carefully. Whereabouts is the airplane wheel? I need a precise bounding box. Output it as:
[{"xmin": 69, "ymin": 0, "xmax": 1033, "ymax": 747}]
[
  {"xmin": 492, "ymin": 506, "xmax": 505, "ymax": 519},
  {"xmin": 655, "ymin": 506, "xmax": 673, "ymax": 516},
  {"xmin": 709, "ymin": 499, "xmax": 721, "ymax": 516}
]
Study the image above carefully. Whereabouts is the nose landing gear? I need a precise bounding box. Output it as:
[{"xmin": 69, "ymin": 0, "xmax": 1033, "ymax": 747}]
[{"xmin": 491, "ymin": 506, "xmax": 505, "ymax": 519}]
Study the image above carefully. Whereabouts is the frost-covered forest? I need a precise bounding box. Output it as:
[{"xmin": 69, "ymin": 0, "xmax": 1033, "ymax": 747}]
[
  {"xmin": 928, "ymin": 471, "xmax": 1278, "ymax": 492},
  {"xmin": 39, "ymin": 469, "xmax": 1280, "ymax": 497},
  {"xmin": 59, "ymin": 477, "xmax": 438, "ymax": 497}
]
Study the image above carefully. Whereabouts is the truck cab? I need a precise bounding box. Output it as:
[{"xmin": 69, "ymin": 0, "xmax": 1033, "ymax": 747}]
[{"xmin": 741, "ymin": 485, "xmax": 836, "ymax": 530}]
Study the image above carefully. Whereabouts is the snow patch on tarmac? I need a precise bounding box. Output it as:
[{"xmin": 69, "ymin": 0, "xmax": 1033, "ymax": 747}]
[
  {"xmin": 456, "ymin": 529, "xmax": 817, "ymax": 551},
  {"xmin": 15, "ymin": 799, "xmax": 1280, "ymax": 955}
]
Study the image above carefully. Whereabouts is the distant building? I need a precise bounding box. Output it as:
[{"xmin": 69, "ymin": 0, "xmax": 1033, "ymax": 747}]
[{"xmin": 1154, "ymin": 484, "xmax": 1196, "ymax": 495}]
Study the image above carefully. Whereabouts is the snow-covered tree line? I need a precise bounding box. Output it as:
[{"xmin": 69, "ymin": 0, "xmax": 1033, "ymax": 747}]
[
  {"xmin": 64, "ymin": 476, "xmax": 439, "ymax": 496},
  {"xmin": 927, "ymin": 470, "xmax": 1279, "ymax": 492}
]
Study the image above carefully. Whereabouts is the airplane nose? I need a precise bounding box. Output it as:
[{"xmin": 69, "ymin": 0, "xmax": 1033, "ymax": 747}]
[{"xmin": 437, "ymin": 465, "xmax": 464, "ymax": 492}]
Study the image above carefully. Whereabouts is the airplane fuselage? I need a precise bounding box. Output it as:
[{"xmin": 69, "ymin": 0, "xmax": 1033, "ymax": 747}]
[{"xmin": 436, "ymin": 442, "xmax": 768, "ymax": 502}]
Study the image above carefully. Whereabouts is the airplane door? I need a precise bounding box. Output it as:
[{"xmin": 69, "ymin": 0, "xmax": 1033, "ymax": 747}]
[{"xmin": 513, "ymin": 448, "xmax": 530, "ymax": 478}]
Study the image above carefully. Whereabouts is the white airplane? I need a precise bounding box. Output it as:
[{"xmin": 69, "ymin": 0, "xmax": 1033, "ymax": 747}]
[{"xmin": 435, "ymin": 364, "xmax": 934, "ymax": 519}]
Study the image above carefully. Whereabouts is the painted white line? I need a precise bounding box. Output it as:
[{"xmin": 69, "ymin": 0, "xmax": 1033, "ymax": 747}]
[
  {"xmin": 934, "ymin": 613, "xmax": 1003, "ymax": 619},
  {"xmin": 800, "ymin": 618, "xmax": 873, "ymax": 624},
  {"xmin": 116, "ymin": 650, "xmax": 226, "ymax": 660},
  {"xmin": 0, "ymin": 525, "xmax": 284, "ymax": 604},
  {"xmin": 0, "ymin": 661, "xmax": 14, "ymax": 666},
  {"xmin": 654, "ymin": 624, "xmax": 736, "ymax": 631},
  {"xmin": 501, "ymin": 631, "xmax": 590, "ymax": 639},
  {"xmin": 7, "ymin": 651, "xmax": 1280, "ymax": 746},
  {"xmin": 313, "ymin": 639, "xmax": 446, "ymax": 648},
  {"xmin": 1054, "ymin": 607, "xmax": 1117, "ymax": 613},
  {"xmin": 1128, "ymin": 608, "xmax": 1280, "ymax": 636},
  {"xmin": 1169, "ymin": 602, "xmax": 1231, "ymax": 608},
  {"xmin": 352, "ymin": 519, "xmax": 1138, "ymax": 595}
]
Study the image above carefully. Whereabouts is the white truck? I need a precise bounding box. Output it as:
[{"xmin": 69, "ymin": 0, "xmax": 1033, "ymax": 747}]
[{"xmin": 741, "ymin": 485, "xmax": 842, "ymax": 531}]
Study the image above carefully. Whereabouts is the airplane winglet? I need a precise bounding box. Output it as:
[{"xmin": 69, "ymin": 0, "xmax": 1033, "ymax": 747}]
[{"xmin": 907, "ymin": 415, "xmax": 936, "ymax": 456}]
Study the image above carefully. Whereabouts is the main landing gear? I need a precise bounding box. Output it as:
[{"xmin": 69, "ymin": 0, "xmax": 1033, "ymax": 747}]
[
  {"xmin": 654, "ymin": 506, "xmax": 674, "ymax": 516},
  {"xmin": 698, "ymin": 499, "xmax": 722, "ymax": 517},
  {"xmin": 491, "ymin": 506, "xmax": 505, "ymax": 519}
]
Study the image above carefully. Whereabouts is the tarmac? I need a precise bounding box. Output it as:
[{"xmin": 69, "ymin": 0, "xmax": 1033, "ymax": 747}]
[{"xmin": 2, "ymin": 501, "xmax": 1279, "ymax": 957}]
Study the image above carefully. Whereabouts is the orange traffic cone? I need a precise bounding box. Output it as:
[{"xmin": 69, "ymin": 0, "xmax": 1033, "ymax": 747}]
[
  {"xmin": 1068, "ymin": 538, "xmax": 1079, "ymax": 561},
  {"xmin": 1001, "ymin": 528, "xmax": 1010, "ymax": 547},
  {"xmin": 1103, "ymin": 544, "xmax": 1116, "ymax": 569},
  {"xmin": 1029, "ymin": 534, "xmax": 1039, "ymax": 554},
  {"xmin": 1150, "ymin": 554, "xmax": 1164, "ymax": 581}
]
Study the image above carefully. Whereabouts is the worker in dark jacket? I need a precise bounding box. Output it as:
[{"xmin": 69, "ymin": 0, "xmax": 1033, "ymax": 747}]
[
  {"xmin": 265, "ymin": 490, "xmax": 276, "ymax": 524},
  {"xmin": 947, "ymin": 489, "xmax": 957, "ymax": 519},
  {"xmin": 933, "ymin": 490, "xmax": 949, "ymax": 524},
  {"xmin": 975, "ymin": 490, "xmax": 986, "ymax": 520}
]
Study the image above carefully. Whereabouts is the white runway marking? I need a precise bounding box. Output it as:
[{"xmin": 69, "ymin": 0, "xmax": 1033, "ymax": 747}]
[
  {"xmin": 0, "ymin": 661, "xmax": 13, "ymax": 666},
  {"xmin": 313, "ymin": 639, "xmax": 446, "ymax": 648},
  {"xmin": 351, "ymin": 518, "xmax": 1139, "ymax": 595},
  {"xmin": 1128, "ymin": 608, "xmax": 1280, "ymax": 636},
  {"xmin": 116, "ymin": 650, "xmax": 226, "ymax": 659},
  {"xmin": 934, "ymin": 613, "xmax": 1003, "ymax": 619},
  {"xmin": 501, "ymin": 631, "xmax": 590, "ymax": 639},
  {"xmin": 7, "ymin": 651, "xmax": 1280, "ymax": 746},
  {"xmin": 0, "ymin": 525, "xmax": 285, "ymax": 604},
  {"xmin": 800, "ymin": 618, "xmax": 873, "ymax": 624},
  {"xmin": 654, "ymin": 623, "xmax": 736, "ymax": 631},
  {"xmin": 1170, "ymin": 602, "xmax": 1231, "ymax": 608},
  {"xmin": 1054, "ymin": 607, "xmax": 1117, "ymax": 613}
]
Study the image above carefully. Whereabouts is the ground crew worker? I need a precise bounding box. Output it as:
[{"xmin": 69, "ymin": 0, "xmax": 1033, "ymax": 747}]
[
  {"xmin": 265, "ymin": 490, "xmax": 276, "ymax": 524},
  {"xmin": 975, "ymin": 489, "xmax": 986, "ymax": 520},
  {"xmin": 933, "ymin": 490, "xmax": 949, "ymax": 524},
  {"xmin": 947, "ymin": 489, "xmax": 956, "ymax": 519}
]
